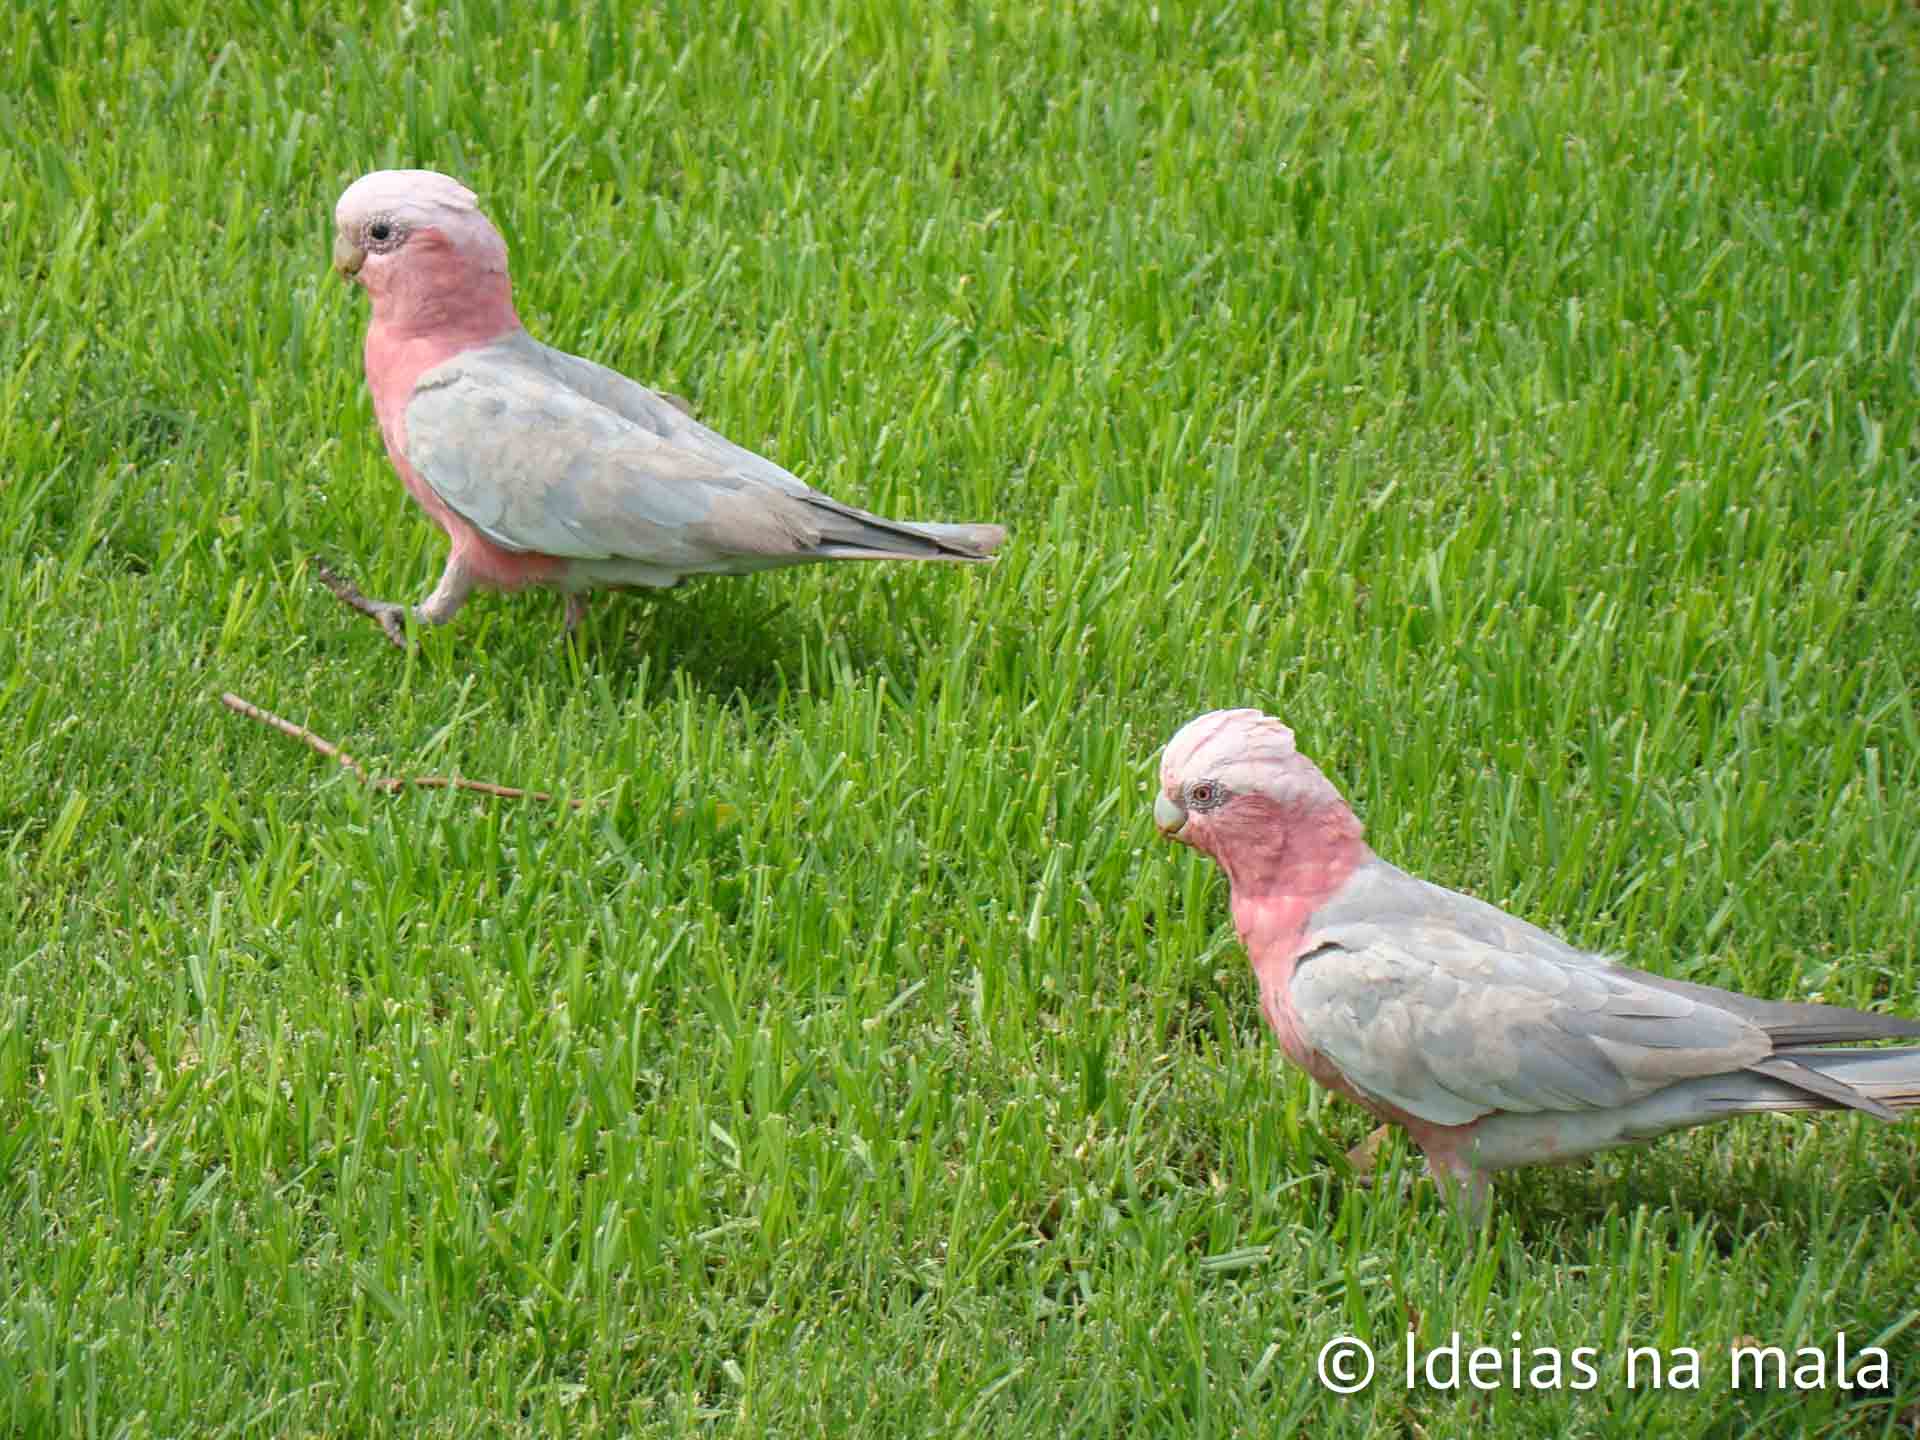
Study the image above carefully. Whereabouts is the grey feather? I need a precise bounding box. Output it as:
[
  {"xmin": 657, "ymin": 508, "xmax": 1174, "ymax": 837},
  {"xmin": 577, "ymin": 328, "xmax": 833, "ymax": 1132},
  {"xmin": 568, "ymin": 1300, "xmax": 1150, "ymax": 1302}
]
[
  {"xmin": 1293, "ymin": 857, "xmax": 1919, "ymax": 1132},
  {"xmin": 403, "ymin": 331, "xmax": 1005, "ymax": 583},
  {"xmin": 1618, "ymin": 970, "xmax": 1920, "ymax": 1047},
  {"xmin": 1466, "ymin": 1046, "xmax": 1920, "ymax": 1170}
]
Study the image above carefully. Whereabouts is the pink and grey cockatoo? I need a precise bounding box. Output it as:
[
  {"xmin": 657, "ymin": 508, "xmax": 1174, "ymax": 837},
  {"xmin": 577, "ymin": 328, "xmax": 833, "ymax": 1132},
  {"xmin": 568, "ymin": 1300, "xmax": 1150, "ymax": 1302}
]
[
  {"xmin": 1155, "ymin": 708, "xmax": 1920, "ymax": 1216},
  {"xmin": 325, "ymin": 169, "xmax": 1005, "ymax": 646}
]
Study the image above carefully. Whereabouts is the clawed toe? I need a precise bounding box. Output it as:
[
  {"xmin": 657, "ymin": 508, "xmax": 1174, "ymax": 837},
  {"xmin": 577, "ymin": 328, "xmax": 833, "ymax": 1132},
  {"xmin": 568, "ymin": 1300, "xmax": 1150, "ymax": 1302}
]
[
  {"xmin": 1426, "ymin": 1161, "xmax": 1493, "ymax": 1224},
  {"xmin": 1344, "ymin": 1124, "xmax": 1393, "ymax": 1187},
  {"xmin": 315, "ymin": 561, "xmax": 414, "ymax": 649}
]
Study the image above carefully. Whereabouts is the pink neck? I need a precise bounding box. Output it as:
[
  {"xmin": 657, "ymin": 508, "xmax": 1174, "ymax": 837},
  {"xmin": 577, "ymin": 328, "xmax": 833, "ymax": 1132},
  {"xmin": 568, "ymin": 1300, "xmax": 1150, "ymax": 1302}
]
[
  {"xmin": 364, "ymin": 313, "xmax": 519, "ymax": 410},
  {"xmin": 362, "ymin": 231, "xmax": 521, "ymax": 350},
  {"xmin": 366, "ymin": 281, "xmax": 519, "ymax": 350},
  {"xmin": 359, "ymin": 236, "xmax": 524, "ymax": 437},
  {"xmin": 1208, "ymin": 798, "xmax": 1370, "ymax": 968}
]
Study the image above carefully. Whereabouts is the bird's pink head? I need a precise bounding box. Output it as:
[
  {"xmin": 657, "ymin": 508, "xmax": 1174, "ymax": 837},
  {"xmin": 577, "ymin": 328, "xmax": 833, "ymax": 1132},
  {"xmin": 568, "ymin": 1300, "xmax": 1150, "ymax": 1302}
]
[
  {"xmin": 1154, "ymin": 709, "xmax": 1366, "ymax": 887},
  {"xmin": 332, "ymin": 169, "xmax": 519, "ymax": 340}
]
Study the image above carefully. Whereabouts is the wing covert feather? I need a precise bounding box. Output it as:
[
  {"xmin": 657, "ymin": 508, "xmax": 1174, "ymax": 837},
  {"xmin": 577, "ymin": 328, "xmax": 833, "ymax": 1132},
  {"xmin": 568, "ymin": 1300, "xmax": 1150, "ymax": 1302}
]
[
  {"xmin": 1289, "ymin": 924, "xmax": 1772, "ymax": 1127},
  {"xmin": 404, "ymin": 347, "xmax": 761, "ymax": 563},
  {"xmin": 402, "ymin": 334, "xmax": 994, "ymax": 570}
]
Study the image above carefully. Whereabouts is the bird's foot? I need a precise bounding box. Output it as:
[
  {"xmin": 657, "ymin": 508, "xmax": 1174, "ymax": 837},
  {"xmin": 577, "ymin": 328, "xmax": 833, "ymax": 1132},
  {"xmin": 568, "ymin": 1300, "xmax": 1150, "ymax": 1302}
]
[
  {"xmin": 562, "ymin": 592, "xmax": 589, "ymax": 635},
  {"xmin": 1344, "ymin": 1125, "xmax": 1394, "ymax": 1188},
  {"xmin": 315, "ymin": 562, "xmax": 413, "ymax": 649},
  {"xmin": 1427, "ymin": 1160, "xmax": 1493, "ymax": 1226}
]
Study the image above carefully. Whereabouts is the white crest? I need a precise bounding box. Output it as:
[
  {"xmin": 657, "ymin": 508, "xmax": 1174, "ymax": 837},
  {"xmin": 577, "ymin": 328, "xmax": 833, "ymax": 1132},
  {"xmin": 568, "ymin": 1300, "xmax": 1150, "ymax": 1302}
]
[{"xmin": 1159, "ymin": 708, "xmax": 1347, "ymax": 814}]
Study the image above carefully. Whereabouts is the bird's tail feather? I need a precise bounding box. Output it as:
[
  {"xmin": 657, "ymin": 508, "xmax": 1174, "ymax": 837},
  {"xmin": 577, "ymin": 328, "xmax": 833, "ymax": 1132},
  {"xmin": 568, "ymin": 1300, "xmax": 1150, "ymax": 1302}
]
[
  {"xmin": 1737, "ymin": 1047, "xmax": 1920, "ymax": 1119},
  {"xmin": 811, "ymin": 519, "xmax": 1006, "ymax": 562},
  {"xmin": 1449, "ymin": 1048, "xmax": 1920, "ymax": 1172},
  {"xmin": 802, "ymin": 495, "xmax": 1006, "ymax": 562},
  {"xmin": 893, "ymin": 520, "xmax": 1009, "ymax": 556},
  {"xmin": 1632, "ymin": 973, "xmax": 1920, "ymax": 1047}
]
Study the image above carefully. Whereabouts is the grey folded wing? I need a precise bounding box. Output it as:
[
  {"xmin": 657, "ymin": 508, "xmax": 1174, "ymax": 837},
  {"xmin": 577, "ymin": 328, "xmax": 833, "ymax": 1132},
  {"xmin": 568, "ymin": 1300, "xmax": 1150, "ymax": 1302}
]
[
  {"xmin": 1289, "ymin": 919, "xmax": 1774, "ymax": 1127},
  {"xmin": 403, "ymin": 333, "xmax": 1001, "ymax": 576}
]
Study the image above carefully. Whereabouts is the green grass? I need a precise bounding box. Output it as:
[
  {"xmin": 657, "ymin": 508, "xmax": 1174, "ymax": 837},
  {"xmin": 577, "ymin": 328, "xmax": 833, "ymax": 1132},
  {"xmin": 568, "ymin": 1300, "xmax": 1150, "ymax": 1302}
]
[{"xmin": 4, "ymin": 0, "xmax": 1920, "ymax": 1434}]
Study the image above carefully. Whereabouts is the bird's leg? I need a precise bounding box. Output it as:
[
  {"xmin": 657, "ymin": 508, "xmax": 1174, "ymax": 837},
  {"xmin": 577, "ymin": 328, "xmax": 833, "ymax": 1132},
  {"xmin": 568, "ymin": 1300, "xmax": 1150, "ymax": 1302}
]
[
  {"xmin": 562, "ymin": 592, "xmax": 589, "ymax": 634},
  {"xmin": 315, "ymin": 554, "xmax": 472, "ymax": 649},
  {"xmin": 1344, "ymin": 1124, "xmax": 1394, "ymax": 1186},
  {"xmin": 1424, "ymin": 1153, "xmax": 1493, "ymax": 1226},
  {"xmin": 414, "ymin": 555, "xmax": 476, "ymax": 627}
]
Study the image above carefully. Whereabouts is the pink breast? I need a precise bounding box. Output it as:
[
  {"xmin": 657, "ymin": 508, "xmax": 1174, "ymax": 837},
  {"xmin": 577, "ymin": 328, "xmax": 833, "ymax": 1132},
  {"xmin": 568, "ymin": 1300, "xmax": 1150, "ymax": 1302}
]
[{"xmin": 366, "ymin": 328, "xmax": 568, "ymax": 592}]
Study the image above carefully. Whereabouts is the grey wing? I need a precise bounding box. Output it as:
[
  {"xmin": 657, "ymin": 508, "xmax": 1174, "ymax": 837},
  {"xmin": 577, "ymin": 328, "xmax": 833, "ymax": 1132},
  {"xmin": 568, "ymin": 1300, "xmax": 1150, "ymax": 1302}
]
[
  {"xmin": 515, "ymin": 338, "xmax": 1004, "ymax": 557},
  {"xmin": 404, "ymin": 345, "xmax": 787, "ymax": 567},
  {"xmin": 1289, "ymin": 923, "xmax": 1773, "ymax": 1127},
  {"xmin": 404, "ymin": 336, "xmax": 1002, "ymax": 571},
  {"xmin": 514, "ymin": 338, "xmax": 819, "ymax": 498},
  {"xmin": 1308, "ymin": 857, "xmax": 1601, "ymax": 970}
]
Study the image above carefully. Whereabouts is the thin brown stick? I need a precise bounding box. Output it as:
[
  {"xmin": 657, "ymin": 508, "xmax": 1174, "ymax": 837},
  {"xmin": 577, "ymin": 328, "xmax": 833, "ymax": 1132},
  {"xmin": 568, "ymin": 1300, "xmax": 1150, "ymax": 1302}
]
[
  {"xmin": 220, "ymin": 692, "xmax": 374, "ymax": 782},
  {"xmin": 220, "ymin": 692, "xmax": 581, "ymax": 806}
]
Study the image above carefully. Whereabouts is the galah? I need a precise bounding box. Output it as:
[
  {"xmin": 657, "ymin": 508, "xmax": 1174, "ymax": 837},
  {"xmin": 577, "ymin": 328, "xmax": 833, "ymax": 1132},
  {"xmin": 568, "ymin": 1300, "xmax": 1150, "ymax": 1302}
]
[
  {"xmin": 325, "ymin": 169, "xmax": 1006, "ymax": 646},
  {"xmin": 1155, "ymin": 708, "xmax": 1920, "ymax": 1217}
]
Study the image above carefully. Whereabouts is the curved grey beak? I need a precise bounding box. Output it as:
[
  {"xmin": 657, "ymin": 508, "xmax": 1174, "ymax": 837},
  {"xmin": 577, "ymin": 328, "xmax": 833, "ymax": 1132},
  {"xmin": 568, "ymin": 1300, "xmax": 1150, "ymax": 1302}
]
[
  {"xmin": 333, "ymin": 231, "xmax": 365, "ymax": 280},
  {"xmin": 1153, "ymin": 791, "xmax": 1187, "ymax": 835}
]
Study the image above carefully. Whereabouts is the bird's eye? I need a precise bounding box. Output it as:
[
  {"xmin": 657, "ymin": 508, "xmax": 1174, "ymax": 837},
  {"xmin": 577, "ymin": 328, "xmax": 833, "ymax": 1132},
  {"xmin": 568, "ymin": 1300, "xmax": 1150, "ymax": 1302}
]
[
  {"xmin": 367, "ymin": 220, "xmax": 394, "ymax": 243},
  {"xmin": 1188, "ymin": 780, "xmax": 1221, "ymax": 808}
]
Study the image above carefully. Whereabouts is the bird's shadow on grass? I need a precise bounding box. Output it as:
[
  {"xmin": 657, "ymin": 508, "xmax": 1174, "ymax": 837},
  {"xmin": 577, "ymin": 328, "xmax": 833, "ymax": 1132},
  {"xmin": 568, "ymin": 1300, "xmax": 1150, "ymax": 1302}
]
[
  {"xmin": 1311, "ymin": 1113, "xmax": 1919, "ymax": 1255},
  {"xmin": 1489, "ymin": 1132, "xmax": 1920, "ymax": 1252},
  {"xmin": 559, "ymin": 577, "xmax": 935, "ymax": 715}
]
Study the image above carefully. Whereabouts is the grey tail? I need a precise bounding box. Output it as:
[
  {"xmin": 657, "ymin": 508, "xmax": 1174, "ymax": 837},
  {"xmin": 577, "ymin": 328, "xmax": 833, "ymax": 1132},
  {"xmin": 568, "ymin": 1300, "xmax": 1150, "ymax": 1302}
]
[
  {"xmin": 1629, "ymin": 966, "xmax": 1920, "ymax": 1118},
  {"xmin": 892, "ymin": 520, "xmax": 1009, "ymax": 557},
  {"xmin": 801, "ymin": 495, "xmax": 1007, "ymax": 563},
  {"xmin": 1632, "ymin": 971, "xmax": 1920, "ymax": 1047},
  {"xmin": 1735, "ymin": 1047, "xmax": 1920, "ymax": 1122}
]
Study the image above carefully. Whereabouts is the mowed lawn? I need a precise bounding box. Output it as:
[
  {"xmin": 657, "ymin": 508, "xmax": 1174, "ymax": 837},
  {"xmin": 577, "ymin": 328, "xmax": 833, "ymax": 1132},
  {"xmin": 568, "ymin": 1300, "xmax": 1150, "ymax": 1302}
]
[{"xmin": 5, "ymin": 0, "xmax": 1920, "ymax": 1434}]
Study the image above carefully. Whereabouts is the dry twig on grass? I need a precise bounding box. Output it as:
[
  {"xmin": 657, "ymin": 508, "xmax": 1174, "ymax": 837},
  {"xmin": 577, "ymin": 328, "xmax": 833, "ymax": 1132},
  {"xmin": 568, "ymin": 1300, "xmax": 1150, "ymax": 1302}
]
[{"xmin": 219, "ymin": 691, "xmax": 581, "ymax": 806}]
